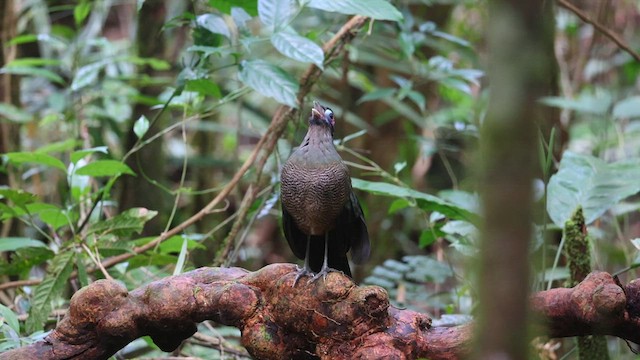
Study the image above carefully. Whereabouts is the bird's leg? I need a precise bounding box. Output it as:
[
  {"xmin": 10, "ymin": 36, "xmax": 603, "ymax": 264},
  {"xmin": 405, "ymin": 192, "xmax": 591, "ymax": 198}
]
[
  {"xmin": 309, "ymin": 232, "xmax": 334, "ymax": 283},
  {"xmin": 293, "ymin": 235, "xmax": 313, "ymax": 286}
]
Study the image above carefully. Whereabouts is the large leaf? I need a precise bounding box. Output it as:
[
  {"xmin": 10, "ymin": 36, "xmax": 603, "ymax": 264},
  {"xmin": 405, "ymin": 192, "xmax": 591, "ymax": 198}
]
[
  {"xmin": 258, "ymin": 0, "xmax": 294, "ymax": 30},
  {"xmin": 238, "ymin": 60, "xmax": 299, "ymax": 108},
  {"xmin": 26, "ymin": 251, "xmax": 75, "ymax": 333},
  {"xmin": 612, "ymin": 96, "xmax": 640, "ymax": 119},
  {"xmin": 0, "ymin": 237, "xmax": 47, "ymax": 252},
  {"xmin": 88, "ymin": 207, "xmax": 158, "ymax": 238},
  {"xmin": 75, "ymin": 160, "xmax": 135, "ymax": 177},
  {"xmin": 3, "ymin": 152, "xmax": 66, "ymax": 172},
  {"xmin": 271, "ymin": 31, "xmax": 324, "ymax": 69},
  {"xmin": 196, "ymin": 13, "xmax": 231, "ymax": 39},
  {"xmin": 540, "ymin": 93, "xmax": 611, "ymax": 115},
  {"xmin": 305, "ymin": 0, "xmax": 403, "ymax": 21},
  {"xmin": 547, "ymin": 152, "xmax": 640, "ymax": 227},
  {"xmin": 352, "ymin": 179, "xmax": 478, "ymax": 223},
  {"xmin": 0, "ymin": 103, "xmax": 32, "ymax": 123},
  {"xmin": 210, "ymin": 0, "xmax": 258, "ymax": 16},
  {"xmin": 0, "ymin": 66, "xmax": 64, "ymax": 84}
]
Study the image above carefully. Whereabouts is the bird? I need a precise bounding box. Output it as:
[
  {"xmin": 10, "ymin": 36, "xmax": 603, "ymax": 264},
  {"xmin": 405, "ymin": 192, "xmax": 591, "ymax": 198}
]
[{"xmin": 280, "ymin": 101, "xmax": 370, "ymax": 285}]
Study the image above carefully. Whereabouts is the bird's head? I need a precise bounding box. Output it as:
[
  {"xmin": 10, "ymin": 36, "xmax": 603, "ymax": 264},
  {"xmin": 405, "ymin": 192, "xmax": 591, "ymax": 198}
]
[{"xmin": 309, "ymin": 101, "xmax": 335, "ymax": 136}]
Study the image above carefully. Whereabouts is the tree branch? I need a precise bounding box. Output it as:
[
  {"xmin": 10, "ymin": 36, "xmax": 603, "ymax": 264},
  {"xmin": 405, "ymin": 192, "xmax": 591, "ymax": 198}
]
[{"xmin": 556, "ymin": 0, "xmax": 640, "ymax": 62}]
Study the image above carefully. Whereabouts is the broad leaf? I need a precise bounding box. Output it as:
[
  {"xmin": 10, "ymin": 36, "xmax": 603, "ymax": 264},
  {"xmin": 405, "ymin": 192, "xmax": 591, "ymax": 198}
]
[
  {"xmin": 196, "ymin": 13, "xmax": 231, "ymax": 39},
  {"xmin": 26, "ymin": 251, "xmax": 75, "ymax": 333},
  {"xmin": 238, "ymin": 60, "xmax": 299, "ymax": 108},
  {"xmin": 540, "ymin": 93, "xmax": 611, "ymax": 115},
  {"xmin": 305, "ymin": 0, "xmax": 403, "ymax": 21},
  {"xmin": 271, "ymin": 31, "xmax": 324, "ymax": 69},
  {"xmin": 0, "ymin": 188, "xmax": 37, "ymax": 213},
  {"xmin": 3, "ymin": 152, "xmax": 66, "ymax": 172},
  {"xmin": 258, "ymin": 0, "xmax": 294, "ymax": 30},
  {"xmin": 26, "ymin": 203, "xmax": 72, "ymax": 230},
  {"xmin": 0, "ymin": 237, "xmax": 47, "ymax": 252},
  {"xmin": 185, "ymin": 79, "xmax": 222, "ymax": 98},
  {"xmin": 0, "ymin": 103, "xmax": 32, "ymax": 123},
  {"xmin": 210, "ymin": 0, "xmax": 258, "ymax": 16},
  {"xmin": 547, "ymin": 152, "xmax": 640, "ymax": 226},
  {"xmin": 0, "ymin": 246, "xmax": 55, "ymax": 276},
  {"xmin": 75, "ymin": 160, "xmax": 135, "ymax": 177},
  {"xmin": 612, "ymin": 96, "xmax": 640, "ymax": 119},
  {"xmin": 70, "ymin": 146, "xmax": 109, "ymax": 164},
  {"xmin": 71, "ymin": 61, "xmax": 107, "ymax": 91},
  {"xmin": 352, "ymin": 178, "xmax": 478, "ymax": 223},
  {"xmin": 0, "ymin": 304, "xmax": 20, "ymax": 334},
  {"xmin": 133, "ymin": 115, "xmax": 150, "ymax": 139},
  {"xmin": 0, "ymin": 66, "xmax": 64, "ymax": 84},
  {"xmin": 88, "ymin": 208, "xmax": 158, "ymax": 238}
]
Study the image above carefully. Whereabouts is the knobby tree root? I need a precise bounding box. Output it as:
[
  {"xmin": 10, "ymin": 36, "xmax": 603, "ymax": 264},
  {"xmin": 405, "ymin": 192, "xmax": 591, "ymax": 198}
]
[{"xmin": 2, "ymin": 267, "xmax": 639, "ymax": 359}]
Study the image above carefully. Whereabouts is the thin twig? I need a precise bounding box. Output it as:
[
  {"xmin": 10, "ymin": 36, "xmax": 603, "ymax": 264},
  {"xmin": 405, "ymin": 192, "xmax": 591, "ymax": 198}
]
[
  {"xmin": 0, "ymin": 279, "xmax": 41, "ymax": 291},
  {"xmin": 556, "ymin": 0, "xmax": 640, "ymax": 62}
]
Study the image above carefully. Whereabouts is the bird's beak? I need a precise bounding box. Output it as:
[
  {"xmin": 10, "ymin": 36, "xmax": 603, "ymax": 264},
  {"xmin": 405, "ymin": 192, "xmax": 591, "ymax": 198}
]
[{"xmin": 311, "ymin": 101, "xmax": 324, "ymax": 119}]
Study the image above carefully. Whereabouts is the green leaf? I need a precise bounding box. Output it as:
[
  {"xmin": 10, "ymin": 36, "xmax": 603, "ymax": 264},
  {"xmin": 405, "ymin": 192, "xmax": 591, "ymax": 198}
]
[
  {"xmin": 88, "ymin": 208, "xmax": 158, "ymax": 238},
  {"xmin": 0, "ymin": 237, "xmax": 47, "ymax": 252},
  {"xmin": 0, "ymin": 247, "xmax": 55, "ymax": 276},
  {"xmin": 271, "ymin": 31, "xmax": 324, "ymax": 69},
  {"xmin": 36, "ymin": 139, "xmax": 79, "ymax": 154},
  {"xmin": 133, "ymin": 115, "xmax": 150, "ymax": 139},
  {"xmin": 357, "ymin": 88, "xmax": 396, "ymax": 104},
  {"xmin": 70, "ymin": 146, "xmax": 109, "ymax": 164},
  {"xmin": 210, "ymin": 0, "xmax": 258, "ymax": 16},
  {"xmin": 352, "ymin": 178, "xmax": 478, "ymax": 223},
  {"xmin": 74, "ymin": 1, "xmax": 91, "ymax": 25},
  {"xmin": 612, "ymin": 96, "xmax": 640, "ymax": 119},
  {"xmin": 157, "ymin": 235, "xmax": 206, "ymax": 253},
  {"xmin": 0, "ymin": 304, "xmax": 20, "ymax": 334},
  {"xmin": 238, "ymin": 60, "xmax": 299, "ymax": 108},
  {"xmin": 540, "ymin": 94, "xmax": 611, "ymax": 115},
  {"xmin": 26, "ymin": 203, "xmax": 71, "ymax": 230},
  {"xmin": 75, "ymin": 160, "xmax": 135, "ymax": 177},
  {"xmin": 0, "ymin": 103, "xmax": 32, "ymax": 123},
  {"xmin": 258, "ymin": 0, "xmax": 294, "ymax": 30},
  {"xmin": 3, "ymin": 152, "xmax": 66, "ymax": 172},
  {"xmin": 0, "ymin": 188, "xmax": 37, "ymax": 211},
  {"xmin": 173, "ymin": 237, "xmax": 189, "ymax": 276},
  {"xmin": 196, "ymin": 13, "xmax": 231, "ymax": 39},
  {"xmin": 388, "ymin": 198, "xmax": 410, "ymax": 214},
  {"xmin": 76, "ymin": 254, "xmax": 90, "ymax": 288},
  {"xmin": 26, "ymin": 251, "xmax": 75, "ymax": 333},
  {"xmin": 305, "ymin": 0, "xmax": 403, "ymax": 21},
  {"xmin": 4, "ymin": 58, "xmax": 61, "ymax": 68},
  {"xmin": 71, "ymin": 61, "xmax": 109, "ymax": 91},
  {"xmin": 0, "ymin": 66, "xmax": 64, "ymax": 84},
  {"xmin": 547, "ymin": 152, "xmax": 640, "ymax": 227},
  {"xmin": 419, "ymin": 229, "xmax": 438, "ymax": 247},
  {"xmin": 7, "ymin": 34, "xmax": 38, "ymax": 46},
  {"xmin": 185, "ymin": 79, "xmax": 222, "ymax": 98}
]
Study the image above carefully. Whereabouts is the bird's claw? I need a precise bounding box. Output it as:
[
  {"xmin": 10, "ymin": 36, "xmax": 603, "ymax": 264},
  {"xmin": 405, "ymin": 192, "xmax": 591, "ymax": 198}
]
[
  {"xmin": 292, "ymin": 267, "xmax": 313, "ymax": 287},
  {"xmin": 308, "ymin": 267, "xmax": 337, "ymax": 284}
]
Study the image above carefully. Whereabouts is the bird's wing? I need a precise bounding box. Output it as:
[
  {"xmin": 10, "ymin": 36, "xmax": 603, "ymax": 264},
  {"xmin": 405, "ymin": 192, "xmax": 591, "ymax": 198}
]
[
  {"xmin": 347, "ymin": 191, "xmax": 370, "ymax": 264},
  {"xmin": 282, "ymin": 206, "xmax": 307, "ymax": 260}
]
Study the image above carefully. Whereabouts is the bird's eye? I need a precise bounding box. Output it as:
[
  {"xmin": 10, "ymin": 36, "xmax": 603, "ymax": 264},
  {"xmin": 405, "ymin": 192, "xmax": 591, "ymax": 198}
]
[{"xmin": 324, "ymin": 108, "xmax": 334, "ymax": 119}]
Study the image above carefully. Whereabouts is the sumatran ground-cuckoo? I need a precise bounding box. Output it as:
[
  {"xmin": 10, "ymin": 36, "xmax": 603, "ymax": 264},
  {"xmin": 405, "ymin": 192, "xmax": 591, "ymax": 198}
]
[{"xmin": 280, "ymin": 101, "xmax": 370, "ymax": 285}]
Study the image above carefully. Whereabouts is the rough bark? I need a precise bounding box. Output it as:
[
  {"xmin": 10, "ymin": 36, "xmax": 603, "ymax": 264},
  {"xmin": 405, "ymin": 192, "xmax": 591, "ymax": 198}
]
[{"xmin": 2, "ymin": 267, "xmax": 640, "ymax": 360}]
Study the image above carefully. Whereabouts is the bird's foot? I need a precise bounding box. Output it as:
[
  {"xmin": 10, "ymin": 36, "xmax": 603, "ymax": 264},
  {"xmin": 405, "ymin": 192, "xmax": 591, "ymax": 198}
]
[
  {"xmin": 292, "ymin": 266, "xmax": 313, "ymax": 287},
  {"xmin": 308, "ymin": 266, "xmax": 338, "ymax": 284}
]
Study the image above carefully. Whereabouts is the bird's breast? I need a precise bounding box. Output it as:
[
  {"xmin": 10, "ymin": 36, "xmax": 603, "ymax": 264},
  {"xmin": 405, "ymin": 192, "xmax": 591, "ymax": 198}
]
[{"xmin": 280, "ymin": 158, "xmax": 351, "ymax": 236}]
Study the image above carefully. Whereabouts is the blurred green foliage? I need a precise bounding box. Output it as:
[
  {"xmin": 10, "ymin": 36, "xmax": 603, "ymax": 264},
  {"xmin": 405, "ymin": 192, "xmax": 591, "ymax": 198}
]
[{"xmin": 1, "ymin": 0, "xmax": 640, "ymax": 358}]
